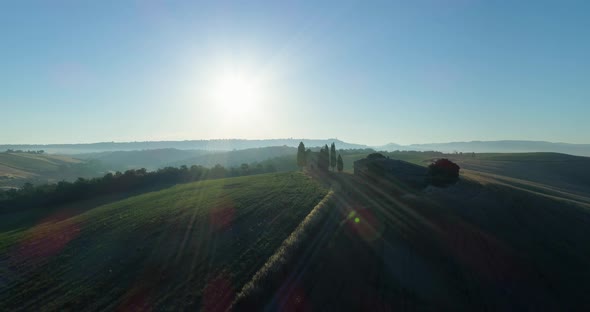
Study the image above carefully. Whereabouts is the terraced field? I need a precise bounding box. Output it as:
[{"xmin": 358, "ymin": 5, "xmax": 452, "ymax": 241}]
[{"xmin": 0, "ymin": 172, "xmax": 328, "ymax": 311}]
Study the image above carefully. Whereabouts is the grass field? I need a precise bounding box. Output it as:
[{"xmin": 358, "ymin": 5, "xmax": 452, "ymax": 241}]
[
  {"xmin": 449, "ymin": 152, "xmax": 590, "ymax": 198},
  {"xmin": 0, "ymin": 153, "xmax": 81, "ymax": 173},
  {"xmin": 233, "ymin": 156, "xmax": 590, "ymax": 310},
  {"xmin": 0, "ymin": 172, "xmax": 328, "ymax": 311},
  {"xmin": 2, "ymin": 152, "xmax": 590, "ymax": 310},
  {"xmin": 0, "ymin": 152, "xmax": 86, "ymax": 187}
]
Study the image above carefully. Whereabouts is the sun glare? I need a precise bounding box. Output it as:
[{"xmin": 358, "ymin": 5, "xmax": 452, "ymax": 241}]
[{"xmin": 209, "ymin": 71, "xmax": 263, "ymax": 115}]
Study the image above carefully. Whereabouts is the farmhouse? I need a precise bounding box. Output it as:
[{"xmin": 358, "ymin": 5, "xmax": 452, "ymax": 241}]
[{"xmin": 354, "ymin": 154, "xmax": 428, "ymax": 188}]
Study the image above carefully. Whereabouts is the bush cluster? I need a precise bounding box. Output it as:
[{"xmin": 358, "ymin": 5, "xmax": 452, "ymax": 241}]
[{"xmin": 427, "ymin": 158, "xmax": 460, "ymax": 186}]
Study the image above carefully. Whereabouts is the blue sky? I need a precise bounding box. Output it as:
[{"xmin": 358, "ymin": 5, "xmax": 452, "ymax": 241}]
[{"xmin": 1, "ymin": 0, "xmax": 588, "ymax": 145}]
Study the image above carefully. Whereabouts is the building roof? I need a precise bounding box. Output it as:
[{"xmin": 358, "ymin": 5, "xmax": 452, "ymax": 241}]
[{"xmin": 354, "ymin": 158, "xmax": 427, "ymax": 176}]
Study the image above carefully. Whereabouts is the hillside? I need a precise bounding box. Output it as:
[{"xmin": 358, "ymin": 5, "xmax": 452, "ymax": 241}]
[
  {"xmin": 340, "ymin": 151, "xmax": 590, "ymax": 198},
  {"xmin": 74, "ymin": 149, "xmax": 209, "ymax": 171},
  {"xmin": 169, "ymin": 146, "xmax": 297, "ymax": 168},
  {"xmin": 0, "ymin": 152, "xmax": 100, "ymax": 189},
  {"xmin": 448, "ymin": 153, "xmax": 590, "ymax": 199},
  {"xmin": 235, "ymin": 169, "xmax": 590, "ymax": 310},
  {"xmin": 377, "ymin": 140, "xmax": 590, "ymax": 157},
  {"xmin": 0, "ymin": 172, "xmax": 329, "ymax": 311},
  {"xmin": 72, "ymin": 147, "xmax": 299, "ymax": 174},
  {"xmin": 2, "ymin": 152, "xmax": 590, "ymax": 310}
]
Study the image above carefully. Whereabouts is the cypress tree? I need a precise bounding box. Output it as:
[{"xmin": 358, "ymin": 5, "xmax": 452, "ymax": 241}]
[
  {"xmin": 297, "ymin": 142, "xmax": 306, "ymax": 170},
  {"xmin": 337, "ymin": 154, "xmax": 343, "ymax": 172},
  {"xmin": 330, "ymin": 142, "xmax": 336, "ymax": 171},
  {"xmin": 319, "ymin": 145, "xmax": 329, "ymax": 171}
]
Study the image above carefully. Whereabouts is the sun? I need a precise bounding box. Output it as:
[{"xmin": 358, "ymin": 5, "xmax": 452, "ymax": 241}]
[{"xmin": 209, "ymin": 71, "xmax": 263, "ymax": 115}]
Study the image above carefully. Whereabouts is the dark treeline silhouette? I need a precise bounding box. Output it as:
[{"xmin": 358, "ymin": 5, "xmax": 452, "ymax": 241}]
[
  {"xmin": 3, "ymin": 149, "xmax": 44, "ymax": 154},
  {"xmin": 0, "ymin": 162, "xmax": 277, "ymax": 210}
]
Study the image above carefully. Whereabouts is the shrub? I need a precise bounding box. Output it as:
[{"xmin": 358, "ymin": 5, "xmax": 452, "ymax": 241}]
[
  {"xmin": 367, "ymin": 153, "xmax": 386, "ymax": 160},
  {"xmin": 428, "ymin": 158, "xmax": 460, "ymax": 186}
]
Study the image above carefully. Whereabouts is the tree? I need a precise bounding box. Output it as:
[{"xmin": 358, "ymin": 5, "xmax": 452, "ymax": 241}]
[
  {"xmin": 297, "ymin": 142, "xmax": 307, "ymax": 170},
  {"xmin": 427, "ymin": 159, "xmax": 460, "ymax": 186},
  {"xmin": 330, "ymin": 142, "xmax": 336, "ymax": 171},
  {"xmin": 367, "ymin": 153, "xmax": 386, "ymax": 160},
  {"xmin": 22, "ymin": 182, "xmax": 34, "ymax": 193},
  {"xmin": 318, "ymin": 145, "xmax": 330, "ymax": 171},
  {"xmin": 305, "ymin": 149, "xmax": 312, "ymax": 162},
  {"xmin": 240, "ymin": 163, "xmax": 249, "ymax": 175},
  {"xmin": 337, "ymin": 154, "xmax": 343, "ymax": 172}
]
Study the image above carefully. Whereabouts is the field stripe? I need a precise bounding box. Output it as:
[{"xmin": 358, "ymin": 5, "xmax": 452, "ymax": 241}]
[{"xmin": 231, "ymin": 188, "xmax": 335, "ymax": 308}]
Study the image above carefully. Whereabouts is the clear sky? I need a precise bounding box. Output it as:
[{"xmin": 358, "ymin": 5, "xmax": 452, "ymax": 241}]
[{"xmin": 1, "ymin": 0, "xmax": 589, "ymax": 146}]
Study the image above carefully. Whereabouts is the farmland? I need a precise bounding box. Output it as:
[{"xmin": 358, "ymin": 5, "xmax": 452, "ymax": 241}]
[
  {"xmin": 234, "ymin": 156, "xmax": 590, "ymax": 310},
  {"xmin": 0, "ymin": 172, "xmax": 328, "ymax": 311},
  {"xmin": 0, "ymin": 152, "xmax": 99, "ymax": 189},
  {"xmin": 2, "ymin": 152, "xmax": 590, "ymax": 310}
]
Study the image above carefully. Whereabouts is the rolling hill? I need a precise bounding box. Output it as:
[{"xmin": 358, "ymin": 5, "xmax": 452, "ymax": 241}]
[
  {"xmin": 2, "ymin": 152, "xmax": 590, "ymax": 310},
  {"xmin": 449, "ymin": 152, "xmax": 590, "ymax": 199},
  {"xmin": 0, "ymin": 152, "xmax": 100, "ymax": 189},
  {"xmin": 72, "ymin": 146, "xmax": 299, "ymax": 174},
  {"xmin": 73, "ymin": 149, "xmax": 209, "ymax": 171},
  {"xmin": 233, "ymin": 160, "xmax": 590, "ymax": 310},
  {"xmin": 0, "ymin": 172, "xmax": 329, "ymax": 311},
  {"xmin": 377, "ymin": 140, "xmax": 590, "ymax": 157},
  {"xmin": 168, "ymin": 146, "xmax": 298, "ymax": 169}
]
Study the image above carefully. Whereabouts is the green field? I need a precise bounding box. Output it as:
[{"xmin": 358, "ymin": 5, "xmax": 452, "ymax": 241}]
[
  {"xmin": 448, "ymin": 152, "xmax": 590, "ymax": 198},
  {"xmin": 0, "ymin": 152, "xmax": 90, "ymax": 188},
  {"xmin": 0, "ymin": 153, "xmax": 81, "ymax": 173},
  {"xmin": 0, "ymin": 172, "xmax": 328, "ymax": 311},
  {"xmin": 235, "ymin": 171, "xmax": 590, "ymax": 310},
  {"xmin": 3, "ymin": 152, "xmax": 590, "ymax": 310}
]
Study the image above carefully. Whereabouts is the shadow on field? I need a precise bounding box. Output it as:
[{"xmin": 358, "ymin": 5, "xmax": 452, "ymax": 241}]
[
  {"xmin": 234, "ymin": 171, "xmax": 590, "ymax": 311},
  {"xmin": 0, "ymin": 183, "xmax": 178, "ymax": 232}
]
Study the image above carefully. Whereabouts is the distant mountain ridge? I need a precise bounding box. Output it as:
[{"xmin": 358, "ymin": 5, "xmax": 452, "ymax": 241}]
[
  {"xmin": 376, "ymin": 140, "xmax": 590, "ymax": 157},
  {"xmin": 0, "ymin": 139, "xmax": 367, "ymax": 154},
  {"xmin": 3, "ymin": 139, "xmax": 590, "ymax": 157}
]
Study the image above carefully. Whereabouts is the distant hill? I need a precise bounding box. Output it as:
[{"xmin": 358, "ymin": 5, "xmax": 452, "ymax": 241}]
[
  {"xmin": 376, "ymin": 140, "xmax": 590, "ymax": 156},
  {"xmin": 0, "ymin": 139, "xmax": 367, "ymax": 154},
  {"xmin": 0, "ymin": 152, "xmax": 100, "ymax": 189},
  {"xmin": 5, "ymin": 139, "xmax": 589, "ymax": 156},
  {"xmin": 74, "ymin": 148, "xmax": 209, "ymax": 171},
  {"xmin": 169, "ymin": 146, "xmax": 298, "ymax": 168},
  {"xmin": 71, "ymin": 146, "xmax": 298, "ymax": 172}
]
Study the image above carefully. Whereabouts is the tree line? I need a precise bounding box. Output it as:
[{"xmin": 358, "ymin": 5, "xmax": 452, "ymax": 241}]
[
  {"xmin": 0, "ymin": 162, "xmax": 278, "ymax": 210},
  {"xmin": 3, "ymin": 149, "xmax": 45, "ymax": 154},
  {"xmin": 297, "ymin": 142, "xmax": 343, "ymax": 172}
]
